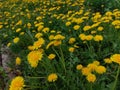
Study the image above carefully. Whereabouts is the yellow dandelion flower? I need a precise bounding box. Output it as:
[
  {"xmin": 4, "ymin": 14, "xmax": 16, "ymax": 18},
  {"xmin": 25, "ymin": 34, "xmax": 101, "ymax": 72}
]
[
  {"xmin": 91, "ymin": 22, "xmax": 101, "ymax": 28},
  {"xmin": 86, "ymin": 73, "xmax": 96, "ymax": 83},
  {"xmin": 48, "ymin": 73, "xmax": 58, "ymax": 82},
  {"xmin": 48, "ymin": 54, "xmax": 56, "ymax": 60},
  {"xmin": 97, "ymin": 26, "xmax": 104, "ymax": 31},
  {"xmin": 104, "ymin": 58, "xmax": 112, "ymax": 64},
  {"xmin": 93, "ymin": 60, "xmax": 100, "ymax": 65},
  {"xmin": 27, "ymin": 50, "xmax": 43, "ymax": 68},
  {"xmin": 94, "ymin": 35, "xmax": 103, "ymax": 42},
  {"xmin": 33, "ymin": 38, "xmax": 45, "ymax": 49},
  {"xmin": 112, "ymin": 20, "xmax": 120, "ymax": 26},
  {"xmin": 16, "ymin": 57, "xmax": 21, "ymax": 65},
  {"xmin": 83, "ymin": 25, "xmax": 91, "ymax": 31},
  {"xmin": 87, "ymin": 63, "xmax": 97, "ymax": 72},
  {"xmin": 50, "ymin": 30, "xmax": 56, "ymax": 33},
  {"xmin": 20, "ymin": 32, "xmax": 25, "ymax": 35},
  {"xmin": 28, "ymin": 45, "xmax": 35, "ymax": 50},
  {"xmin": 46, "ymin": 41, "xmax": 54, "ymax": 49},
  {"xmin": 35, "ymin": 33, "xmax": 43, "ymax": 39},
  {"xmin": 110, "ymin": 54, "xmax": 120, "ymax": 65},
  {"xmin": 79, "ymin": 33, "xmax": 86, "ymax": 41},
  {"xmin": 53, "ymin": 40, "xmax": 62, "ymax": 46},
  {"xmin": 54, "ymin": 34, "xmax": 65, "ymax": 40},
  {"xmin": 65, "ymin": 21, "xmax": 71, "ymax": 26},
  {"xmin": 91, "ymin": 30, "xmax": 96, "ymax": 34},
  {"xmin": 76, "ymin": 64, "xmax": 83, "ymax": 70},
  {"xmin": 16, "ymin": 28, "xmax": 21, "ymax": 33},
  {"xmin": 73, "ymin": 25, "xmax": 80, "ymax": 30},
  {"xmin": 27, "ymin": 23, "xmax": 32, "ymax": 28},
  {"xmin": 42, "ymin": 27, "xmax": 50, "ymax": 33},
  {"xmin": 7, "ymin": 42, "xmax": 11, "ymax": 47},
  {"xmin": 69, "ymin": 38, "xmax": 76, "ymax": 44},
  {"xmin": 49, "ymin": 35, "xmax": 54, "ymax": 40},
  {"xmin": 85, "ymin": 35, "xmax": 93, "ymax": 41},
  {"xmin": 9, "ymin": 76, "xmax": 24, "ymax": 90},
  {"xmin": 0, "ymin": 25, "xmax": 3, "ymax": 29},
  {"xmin": 82, "ymin": 67, "xmax": 91, "ymax": 76},
  {"xmin": 27, "ymin": 13, "xmax": 31, "ymax": 19},
  {"xmin": 13, "ymin": 37, "xmax": 20, "ymax": 43},
  {"xmin": 37, "ymin": 25, "xmax": 44, "ymax": 31},
  {"xmin": 16, "ymin": 20, "xmax": 22, "ymax": 26},
  {"xmin": 95, "ymin": 66, "xmax": 106, "ymax": 74},
  {"xmin": 69, "ymin": 47, "xmax": 75, "ymax": 53}
]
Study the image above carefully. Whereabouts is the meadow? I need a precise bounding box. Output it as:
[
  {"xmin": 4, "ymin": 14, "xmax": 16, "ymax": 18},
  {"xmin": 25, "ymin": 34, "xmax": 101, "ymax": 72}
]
[{"xmin": 0, "ymin": 0, "xmax": 120, "ymax": 90}]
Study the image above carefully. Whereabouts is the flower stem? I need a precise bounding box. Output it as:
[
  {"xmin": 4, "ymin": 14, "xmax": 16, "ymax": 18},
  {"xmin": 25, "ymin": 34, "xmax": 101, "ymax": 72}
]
[
  {"xmin": 90, "ymin": 83, "xmax": 93, "ymax": 90},
  {"xmin": 25, "ymin": 76, "xmax": 46, "ymax": 79},
  {"xmin": 112, "ymin": 65, "xmax": 120, "ymax": 90},
  {"xmin": 59, "ymin": 46, "xmax": 66, "ymax": 74},
  {"xmin": 52, "ymin": 46, "xmax": 66, "ymax": 74}
]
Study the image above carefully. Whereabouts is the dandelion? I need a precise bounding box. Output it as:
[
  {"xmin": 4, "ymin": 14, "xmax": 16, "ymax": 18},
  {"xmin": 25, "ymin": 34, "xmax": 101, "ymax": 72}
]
[
  {"xmin": 97, "ymin": 26, "xmax": 104, "ymax": 31},
  {"xmin": 0, "ymin": 25, "xmax": 3, "ymax": 29},
  {"xmin": 93, "ymin": 60, "xmax": 100, "ymax": 66},
  {"xmin": 94, "ymin": 35, "xmax": 103, "ymax": 42},
  {"xmin": 49, "ymin": 35, "xmax": 54, "ymax": 40},
  {"xmin": 50, "ymin": 30, "xmax": 56, "ymax": 33},
  {"xmin": 69, "ymin": 47, "xmax": 75, "ymax": 53},
  {"xmin": 42, "ymin": 27, "xmax": 50, "ymax": 33},
  {"xmin": 110, "ymin": 54, "xmax": 120, "ymax": 65},
  {"xmin": 48, "ymin": 54, "xmax": 56, "ymax": 60},
  {"xmin": 16, "ymin": 20, "xmax": 22, "ymax": 26},
  {"xmin": 82, "ymin": 67, "xmax": 91, "ymax": 76},
  {"xmin": 65, "ymin": 21, "xmax": 71, "ymax": 26},
  {"xmin": 20, "ymin": 32, "xmax": 25, "ymax": 35},
  {"xmin": 76, "ymin": 18, "xmax": 84, "ymax": 24},
  {"xmin": 76, "ymin": 64, "xmax": 83, "ymax": 70},
  {"xmin": 47, "ymin": 73, "xmax": 58, "ymax": 82},
  {"xmin": 16, "ymin": 28, "xmax": 21, "ymax": 33},
  {"xmin": 37, "ymin": 25, "xmax": 44, "ymax": 31},
  {"xmin": 95, "ymin": 66, "xmax": 106, "ymax": 74},
  {"xmin": 16, "ymin": 57, "xmax": 21, "ymax": 65},
  {"xmin": 91, "ymin": 30, "xmax": 96, "ymax": 34},
  {"xmin": 46, "ymin": 41, "xmax": 54, "ymax": 49},
  {"xmin": 86, "ymin": 73, "xmax": 96, "ymax": 83},
  {"xmin": 53, "ymin": 40, "xmax": 62, "ymax": 46},
  {"xmin": 35, "ymin": 33, "xmax": 43, "ymax": 39},
  {"xmin": 27, "ymin": 23, "xmax": 32, "ymax": 28},
  {"xmin": 87, "ymin": 63, "xmax": 97, "ymax": 72},
  {"xmin": 54, "ymin": 34, "xmax": 65, "ymax": 40},
  {"xmin": 73, "ymin": 25, "xmax": 80, "ymax": 30},
  {"xmin": 79, "ymin": 33, "xmax": 86, "ymax": 41},
  {"xmin": 27, "ymin": 50, "xmax": 43, "ymax": 68},
  {"xmin": 27, "ymin": 13, "xmax": 31, "ymax": 19},
  {"xmin": 69, "ymin": 38, "xmax": 76, "ymax": 44},
  {"xmin": 9, "ymin": 76, "xmax": 25, "ymax": 90},
  {"xmin": 13, "ymin": 37, "xmax": 20, "ymax": 43},
  {"xmin": 85, "ymin": 35, "xmax": 93, "ymax": 41},
  {"xmin": 83, "ymin": 25, "xmax": 91, "ymax": 31},
  {"xmin": 28, "ymin": 45, "xmax": 35, "ymax": 50},
  {"xmin": 104, "ymin": 58, "xmax": 112, "ymax": 64},
  {"xmin": 33, "ymin": 38, "xmax": 45, "ymax": 49},
  {"xmin": 7, "ymin": 42, "xmax": 11, "ymax": 47}
]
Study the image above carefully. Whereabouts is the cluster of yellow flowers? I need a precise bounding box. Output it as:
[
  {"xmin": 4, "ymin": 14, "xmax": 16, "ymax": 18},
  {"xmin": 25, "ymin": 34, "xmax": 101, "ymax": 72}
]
[
  {"xmin": 1, "ymin": 0, "xmax": 120, "ymax": 89},
  {"xmin": 104, "ymin": 54, "xmax": 120, "ymax": 65},
  {"xmin": 46, "ymin": 34, "xmax": 65, "ymax": 49},
  {"xmin": 77, "ymin": 61, "xmax": 106, "ymax": 83},
  {"xmin": 79, "ymin": 34, "xmax": 103, "ymax": 41}
]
